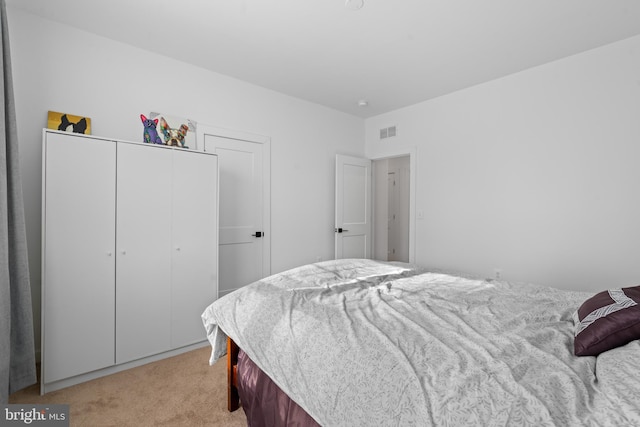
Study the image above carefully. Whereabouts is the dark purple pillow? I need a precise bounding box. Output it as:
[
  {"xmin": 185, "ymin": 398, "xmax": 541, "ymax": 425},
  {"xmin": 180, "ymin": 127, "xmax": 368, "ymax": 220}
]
[{"xmin": 573, "ymin": 286, "xmax": 640, "ymax": 356}]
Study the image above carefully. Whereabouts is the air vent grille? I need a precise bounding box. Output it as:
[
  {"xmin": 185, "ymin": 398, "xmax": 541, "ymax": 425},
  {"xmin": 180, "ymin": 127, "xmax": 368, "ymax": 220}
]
[
  {"xmin": 379, "ymin": 125, "xmax": 397, "ymax": 140},
  {"xmin": 387, "ymin": 126, "xmax": 396, "ymax": 137}
]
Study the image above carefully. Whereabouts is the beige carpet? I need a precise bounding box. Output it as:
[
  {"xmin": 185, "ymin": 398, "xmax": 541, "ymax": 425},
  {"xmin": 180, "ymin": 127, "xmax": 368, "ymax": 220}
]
[{"xmin": 9, "ymin": 346, "xmax": 247, "ymax": 427}]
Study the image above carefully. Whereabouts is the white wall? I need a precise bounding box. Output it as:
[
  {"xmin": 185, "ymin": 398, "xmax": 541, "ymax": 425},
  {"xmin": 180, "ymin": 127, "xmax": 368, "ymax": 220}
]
[
  {"xmin": 7, "ymin": 7, "xmax": 364, "ymax": 349},
  {"xmin": 366, "ymin": 34, "xmax": 640, "ymax": 292},
  {"xmin": 13, "ymin": 5, "xmax": 640, "ymax": 349}
]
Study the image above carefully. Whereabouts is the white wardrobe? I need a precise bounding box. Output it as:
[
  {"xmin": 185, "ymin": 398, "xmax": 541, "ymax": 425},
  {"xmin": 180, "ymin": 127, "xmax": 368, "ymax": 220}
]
[{"xmin": 41, "ymin": 130, "xmax": 218, "ymax": 393}]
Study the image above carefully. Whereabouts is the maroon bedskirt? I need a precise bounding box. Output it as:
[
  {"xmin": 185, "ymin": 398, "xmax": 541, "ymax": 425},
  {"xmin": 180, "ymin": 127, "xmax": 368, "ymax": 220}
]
[{"xmin": 237, "ymin": 349, "xmax": 321, "ymax": 427}]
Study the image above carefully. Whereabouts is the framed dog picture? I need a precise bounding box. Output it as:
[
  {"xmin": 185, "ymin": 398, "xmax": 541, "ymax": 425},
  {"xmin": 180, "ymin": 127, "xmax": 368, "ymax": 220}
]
[
  {"xmin": 149, "ymin": 112, "xmax": 197, "ymax": 150},
  {"xmin": 47, "ymin": 110, "xmax": 91, "ymax": 134}
]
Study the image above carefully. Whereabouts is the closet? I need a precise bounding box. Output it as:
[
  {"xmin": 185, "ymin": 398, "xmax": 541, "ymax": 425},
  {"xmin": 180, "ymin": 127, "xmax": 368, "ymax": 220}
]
[{"xmin": 41, "ymin": 130, "xmax": 218, "ymax": 393}]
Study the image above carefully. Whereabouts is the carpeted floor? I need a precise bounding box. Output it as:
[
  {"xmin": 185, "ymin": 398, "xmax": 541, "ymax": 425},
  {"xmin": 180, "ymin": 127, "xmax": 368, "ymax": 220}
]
[{"xmin": 9, "ymin": 346, "xmax": 247, "ymax": 426}]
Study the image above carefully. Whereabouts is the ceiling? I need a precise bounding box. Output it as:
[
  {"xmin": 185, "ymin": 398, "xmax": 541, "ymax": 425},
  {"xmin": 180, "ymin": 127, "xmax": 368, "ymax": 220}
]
[{"xmin": 7, "ymin": 0, "xmax": 640, "ymax": 118}]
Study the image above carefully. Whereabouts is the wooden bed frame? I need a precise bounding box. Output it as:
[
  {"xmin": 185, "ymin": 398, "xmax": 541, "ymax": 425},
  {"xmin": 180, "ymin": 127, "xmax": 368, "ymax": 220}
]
[
  {"xmin": 227, "ymin": 336, "xmax": 240, "ymax": 411},
  {"xmin": 225, "ymin": 336, "xmax": 320, "ymax": 426}
]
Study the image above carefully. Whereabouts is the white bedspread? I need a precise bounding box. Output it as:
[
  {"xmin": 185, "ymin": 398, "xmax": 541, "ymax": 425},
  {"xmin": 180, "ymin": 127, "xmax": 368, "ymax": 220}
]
[{"xmin": 202, "ymin": 259, "xmax": 640, "ymax": 426}]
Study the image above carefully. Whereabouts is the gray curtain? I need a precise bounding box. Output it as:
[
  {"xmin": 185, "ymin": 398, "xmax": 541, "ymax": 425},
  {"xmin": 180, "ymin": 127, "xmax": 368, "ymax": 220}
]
[{"xmin": 0, "ymin": 0, "xmax": 37, "ymax": 403}]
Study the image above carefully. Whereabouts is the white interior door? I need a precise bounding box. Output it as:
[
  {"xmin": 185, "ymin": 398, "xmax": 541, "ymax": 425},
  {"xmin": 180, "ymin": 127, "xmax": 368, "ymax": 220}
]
[
  {"xmin": 204, "ymin": 134, "xmax": 267, "ymax": 297},
  {"xmin": 335, "ymin": 154, "xmax": 372, "ymax": 259}
]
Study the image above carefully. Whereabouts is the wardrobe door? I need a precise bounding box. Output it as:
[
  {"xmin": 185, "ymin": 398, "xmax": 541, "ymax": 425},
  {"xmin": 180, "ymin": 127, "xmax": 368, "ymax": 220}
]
[
  {"xmin": 170, "ymin": 150, "xmax": 218, "ymax": 348},
  {"xmin": 42, "ymin": 132, "xmax": 116, "ymax": 386},
  {"xmin": 115, "ymin": 142, "xmax": 172, "ymax": 363}
]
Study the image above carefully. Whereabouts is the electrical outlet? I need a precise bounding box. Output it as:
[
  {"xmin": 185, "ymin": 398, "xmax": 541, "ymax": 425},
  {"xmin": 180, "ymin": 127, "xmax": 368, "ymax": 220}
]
[{"xmin": 494, "ymin": 268, "xmax": 502, "ymax": 280}]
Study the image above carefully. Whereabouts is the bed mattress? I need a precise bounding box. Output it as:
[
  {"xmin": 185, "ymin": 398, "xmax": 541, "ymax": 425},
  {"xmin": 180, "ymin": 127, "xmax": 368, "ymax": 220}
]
[{"xmin": 203, "ymin": 259, "xmax": 640, "ymax": 426}]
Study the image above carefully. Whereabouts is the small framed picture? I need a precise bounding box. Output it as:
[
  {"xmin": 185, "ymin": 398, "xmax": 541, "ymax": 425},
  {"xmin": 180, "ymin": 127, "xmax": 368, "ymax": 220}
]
[{"xmin": 47, "ymin": 111, "xmax": 91, "ymax": 134}]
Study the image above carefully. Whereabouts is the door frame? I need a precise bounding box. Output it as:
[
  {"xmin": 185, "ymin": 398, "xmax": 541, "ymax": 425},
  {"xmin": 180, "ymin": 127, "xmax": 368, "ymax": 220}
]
[
  {"xmin": 196, "ymin": 124, "xmax": 271, "ymax": 279},
  {"xmin": 370, "ymin": 146, "xmax": 416, "ymax": 264}
]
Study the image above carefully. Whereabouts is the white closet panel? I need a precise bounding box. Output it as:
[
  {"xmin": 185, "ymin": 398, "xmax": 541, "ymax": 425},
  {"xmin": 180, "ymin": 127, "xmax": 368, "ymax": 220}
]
[
  {"xmin": 171, "ymin": 150, "xmax": 218, "ymax": 348},
  {"xmin": 115, "ymin": 142, "xmax": 173, "ymax": 363},
  {"xmin": 42, "ymin": 132, "xmax": 116, "ymax": 383},
  {"xmin": 42, "ymin": 130, "xmax": 219, "ymax": 393}
]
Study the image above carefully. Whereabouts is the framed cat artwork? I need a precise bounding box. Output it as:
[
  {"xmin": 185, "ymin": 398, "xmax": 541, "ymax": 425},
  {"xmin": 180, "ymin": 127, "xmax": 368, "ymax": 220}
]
[{"xmin": 47, "ymin": 110, "xmax": 92, "ymax": 134}]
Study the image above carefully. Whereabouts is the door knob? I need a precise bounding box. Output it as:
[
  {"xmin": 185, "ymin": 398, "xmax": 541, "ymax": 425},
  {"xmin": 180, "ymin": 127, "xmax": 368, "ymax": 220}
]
[
  {"xmin": 252, "ymin": 231, "xmax": 263, "ymax": 238},
  {"xmin": 335, "ymin": 228, "xmax": 349, "ymax": 233}
]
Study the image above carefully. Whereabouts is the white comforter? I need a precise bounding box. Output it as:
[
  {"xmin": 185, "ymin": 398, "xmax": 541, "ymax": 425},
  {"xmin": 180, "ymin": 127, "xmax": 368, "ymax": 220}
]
[{"xmin": 202, "ymin": 259, "xmax": 640, "ymax": 426}]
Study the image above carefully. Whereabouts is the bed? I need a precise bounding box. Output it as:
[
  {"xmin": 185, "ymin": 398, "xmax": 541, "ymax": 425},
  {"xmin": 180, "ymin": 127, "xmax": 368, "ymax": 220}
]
[{"xmin": 202, "ymin": 258, "xmax": 640, "ymax": 426}]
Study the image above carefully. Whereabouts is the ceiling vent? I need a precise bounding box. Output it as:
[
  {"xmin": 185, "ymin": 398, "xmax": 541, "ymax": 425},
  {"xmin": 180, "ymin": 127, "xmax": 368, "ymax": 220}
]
[{"xmin": 379, "ymin": 125, "xmax": 397, "ymax": 140}]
